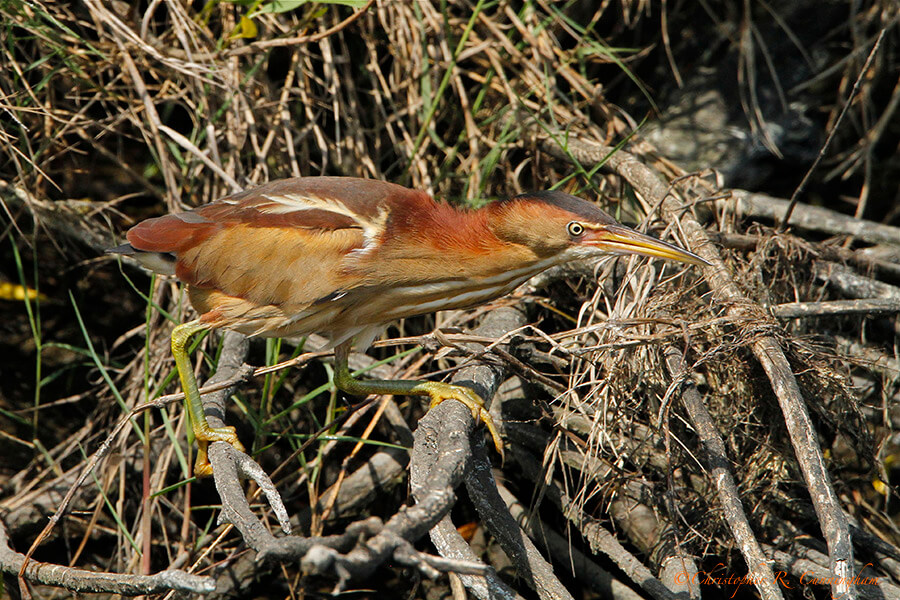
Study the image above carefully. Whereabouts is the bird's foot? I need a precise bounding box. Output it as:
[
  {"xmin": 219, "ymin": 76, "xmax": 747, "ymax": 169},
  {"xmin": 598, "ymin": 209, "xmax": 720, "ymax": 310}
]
[
  {"xmin": 193, "ymin": 425, "xmax": 245, "ymax": 477},
  {"xmin": 416, "ymin": 381, "xmax": 504, "ymax": 459}
]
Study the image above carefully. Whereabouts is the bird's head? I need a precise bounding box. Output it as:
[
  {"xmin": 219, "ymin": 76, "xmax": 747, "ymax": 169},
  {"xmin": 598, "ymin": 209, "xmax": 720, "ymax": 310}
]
[{"xmin": 488, "ymin": 190, "xmax": 710, "ymax": 267}]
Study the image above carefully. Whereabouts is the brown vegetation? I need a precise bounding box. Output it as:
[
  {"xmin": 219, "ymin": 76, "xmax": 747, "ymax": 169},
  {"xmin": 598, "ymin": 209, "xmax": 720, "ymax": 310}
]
[{"xmin": 1, "ymin": 1, "xmax": 899, "ymax": 598}]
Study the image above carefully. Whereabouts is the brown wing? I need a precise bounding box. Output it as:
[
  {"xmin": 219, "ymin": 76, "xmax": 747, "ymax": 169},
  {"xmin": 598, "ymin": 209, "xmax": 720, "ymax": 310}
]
[{"xmin": 126, "ymin": 176, "xmax": 433, "ymax": 312}]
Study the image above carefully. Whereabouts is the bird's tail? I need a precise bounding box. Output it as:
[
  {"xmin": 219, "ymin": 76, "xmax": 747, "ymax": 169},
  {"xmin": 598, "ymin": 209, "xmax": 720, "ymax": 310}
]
[{"xmin": 106, "ymin": 243, "xmax": 176, "ymax": 276}]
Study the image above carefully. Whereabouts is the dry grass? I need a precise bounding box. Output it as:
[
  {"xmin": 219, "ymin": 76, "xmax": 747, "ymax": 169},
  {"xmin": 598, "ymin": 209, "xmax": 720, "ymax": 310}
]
[{"xmin": 1, "ymin": 0, "xmax": 899, "ymax": 598}]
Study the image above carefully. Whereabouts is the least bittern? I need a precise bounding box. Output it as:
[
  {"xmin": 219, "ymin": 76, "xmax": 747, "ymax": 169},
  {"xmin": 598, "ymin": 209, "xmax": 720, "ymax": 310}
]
[{"xmin": 111, "ymin": 177, "xmax": 707, "ymax": 475}]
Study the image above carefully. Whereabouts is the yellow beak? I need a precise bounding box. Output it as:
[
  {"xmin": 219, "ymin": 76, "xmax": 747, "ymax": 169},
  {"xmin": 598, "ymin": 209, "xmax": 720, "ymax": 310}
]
[{"xmin": 584, "ymin": 225, "xmax": 710, "ymax": 266}]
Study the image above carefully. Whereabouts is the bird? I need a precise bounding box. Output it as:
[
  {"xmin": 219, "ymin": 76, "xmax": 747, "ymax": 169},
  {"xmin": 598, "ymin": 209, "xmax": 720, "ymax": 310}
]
[{"xmin": 110, "ymin": 176, "xmax": 708, "ymax": 476}]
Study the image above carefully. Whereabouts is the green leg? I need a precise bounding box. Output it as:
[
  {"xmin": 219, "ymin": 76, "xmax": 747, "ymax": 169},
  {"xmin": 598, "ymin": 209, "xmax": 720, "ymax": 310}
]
[
  {"xmin": 333, "ymin": 343, "xmax": 503, "ymax": 457},
  {"xmin": 172, "ymin": 319, "xmax": 245, "ymax": 477}
]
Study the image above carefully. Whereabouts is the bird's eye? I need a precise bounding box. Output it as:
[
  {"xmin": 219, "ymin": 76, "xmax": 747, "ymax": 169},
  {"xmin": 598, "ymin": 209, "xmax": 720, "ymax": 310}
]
[{"xmin": 567, "ymin": 221, "xmax": 584, "ymax": 237}]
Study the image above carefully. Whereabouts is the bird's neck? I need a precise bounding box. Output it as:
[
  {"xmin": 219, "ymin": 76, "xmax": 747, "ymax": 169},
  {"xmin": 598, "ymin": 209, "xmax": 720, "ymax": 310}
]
[{"xmin": 366, "ymin": 201, "xmax": 545, "ymax": 283}]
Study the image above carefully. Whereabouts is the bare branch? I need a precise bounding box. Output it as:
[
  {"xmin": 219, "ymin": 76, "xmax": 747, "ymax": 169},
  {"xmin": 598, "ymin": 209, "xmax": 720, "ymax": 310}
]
[{"xmin": 0, "ymin": 519, "xmax": 214, "ymax": 595}]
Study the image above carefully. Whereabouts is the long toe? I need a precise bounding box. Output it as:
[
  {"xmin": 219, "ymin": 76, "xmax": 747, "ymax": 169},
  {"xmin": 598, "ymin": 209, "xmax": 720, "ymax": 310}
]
[
  {"xmin": 423, "ymin": 382, "xmax": 504, "ymax": 458},
  {"xmin": 192, "ymin": 427, "xmax": 246, "ymax": 477},
  {"xmin": 196, "ymin": 425, "xmax": 246, "ymax": 454}
]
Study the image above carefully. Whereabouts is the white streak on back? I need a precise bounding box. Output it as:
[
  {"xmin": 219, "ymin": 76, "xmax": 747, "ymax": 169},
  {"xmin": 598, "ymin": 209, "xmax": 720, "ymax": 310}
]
[{"xmin": 258, "ymin": 192, "xmax": 387, "ymax": 253}]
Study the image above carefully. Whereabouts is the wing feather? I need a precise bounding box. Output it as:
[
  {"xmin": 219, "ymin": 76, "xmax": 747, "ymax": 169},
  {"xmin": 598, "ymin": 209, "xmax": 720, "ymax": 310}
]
[{"xmin": 124, "ymin": 177, "xmax": 433, "ymax": 315}]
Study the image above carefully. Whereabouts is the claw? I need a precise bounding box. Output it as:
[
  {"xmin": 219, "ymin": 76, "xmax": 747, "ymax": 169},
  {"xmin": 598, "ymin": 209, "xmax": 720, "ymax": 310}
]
[
  {"xmin": 193, "ymin": 425, "xmax": 245, "ymax": 477},
  {"xmin": 420, "ymin": 382, "xmax": 504, "ymax": 459}
]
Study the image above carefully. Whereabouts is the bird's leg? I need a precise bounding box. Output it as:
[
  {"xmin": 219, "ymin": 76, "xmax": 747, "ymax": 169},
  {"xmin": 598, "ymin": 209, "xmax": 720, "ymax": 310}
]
[
  {"xmin": 332, "ymin": 344, "xmax": 503, "ymax": 456},
  {"xmin": 171, "ymin": 319, "xmax": 245, "ymax": 477}
]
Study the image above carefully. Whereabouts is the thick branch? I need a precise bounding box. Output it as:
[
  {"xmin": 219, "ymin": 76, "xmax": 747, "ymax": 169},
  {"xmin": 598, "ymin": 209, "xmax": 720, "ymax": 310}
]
[
  {"xmin": 412, "ymin": 305, "xmax": 573, "ymax": 600},
  {"xmin": 773, "ymin": 298, "xmax": 900, "ymax": 318},
  {"xmin": 0, "ymin": 519, "xmax": 213, "ymax": 595},
  {"xmin": 494, "ymin": 481, "xmax": 644, "ymax": 600},
  {"xmin": 664, "ymin": 346, "xmax": 784, "ymax": 600},
  {"xmin": 725, "ymin": 190, "xmax": 900, "ymax": 247},
  {"xmin": 206, "ymin": 331, "xmax": 291, "ymax": 546},
  {"xmin": 467, "ymin": 440, "xmax": 574, "ymax": 600}
]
